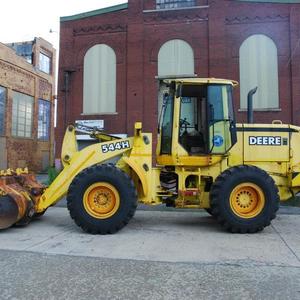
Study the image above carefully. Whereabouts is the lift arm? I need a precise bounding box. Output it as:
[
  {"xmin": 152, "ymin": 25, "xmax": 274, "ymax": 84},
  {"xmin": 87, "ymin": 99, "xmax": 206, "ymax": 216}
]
[{"xmin": 37, "ymin": 126, "xmax": 134, "ymax": 212}]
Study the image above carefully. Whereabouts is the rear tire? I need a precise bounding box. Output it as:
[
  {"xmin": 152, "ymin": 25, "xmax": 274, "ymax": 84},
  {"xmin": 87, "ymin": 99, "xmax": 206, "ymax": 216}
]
[
  {"xmin": 210, "ymin": 165, "xmax": 279, "ymax": 233},
  {"xmin": 67, "ymin": 164, "xmax": 137, "ymax": 234}
]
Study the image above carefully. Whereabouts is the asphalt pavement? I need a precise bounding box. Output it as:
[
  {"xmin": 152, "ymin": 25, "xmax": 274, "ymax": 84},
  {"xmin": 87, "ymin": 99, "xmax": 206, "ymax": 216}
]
[{"xmin": 0, "ymin": 207, "xmax": 300, "ymax": 299}]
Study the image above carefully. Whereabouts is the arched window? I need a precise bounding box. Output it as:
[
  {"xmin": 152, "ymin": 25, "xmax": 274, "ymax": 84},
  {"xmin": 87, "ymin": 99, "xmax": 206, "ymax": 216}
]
[
  {"xmin": 157, "ymin": 40, "xmax": 195, "ymax": 117},
  {"xmin": 239, "ymin": 34, "xmax": 279, "ymax": 110},
  {"xmin": 83, "ymin": 44, "xmax": 116, "ymax": 114},
  {"xmin": 158, "ymin": 39, "xmax": 194, "ymax": 77}
]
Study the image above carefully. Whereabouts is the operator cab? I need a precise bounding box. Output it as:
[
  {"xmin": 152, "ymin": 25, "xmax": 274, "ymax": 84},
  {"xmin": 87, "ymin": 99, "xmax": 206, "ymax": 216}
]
[{"xmin": 157, "ymin": 78, "xmax": 238, "ymax": 165}]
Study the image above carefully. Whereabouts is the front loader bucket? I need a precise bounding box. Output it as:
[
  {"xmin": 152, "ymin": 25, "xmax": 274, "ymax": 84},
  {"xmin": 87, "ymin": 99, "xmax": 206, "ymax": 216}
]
[
  {"xmin": 0, "ymin": 195, "xmax": 19, "ymax": 229},
  {"xmin": 0, "ymin": 169, "xmax": 45, "ymax": 229}
]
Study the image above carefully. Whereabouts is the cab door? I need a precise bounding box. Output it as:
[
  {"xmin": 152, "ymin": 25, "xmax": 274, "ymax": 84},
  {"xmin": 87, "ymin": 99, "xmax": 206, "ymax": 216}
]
[{"xmin": 208, "ymin": 85, "xmax": 237, "ymax": 154}]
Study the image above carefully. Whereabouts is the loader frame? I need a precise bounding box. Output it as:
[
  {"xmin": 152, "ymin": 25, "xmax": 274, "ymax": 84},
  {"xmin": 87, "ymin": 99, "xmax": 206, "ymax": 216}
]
[{"xmin": 3, "ymin": 77, "xmax": 300, "ymax": 234}]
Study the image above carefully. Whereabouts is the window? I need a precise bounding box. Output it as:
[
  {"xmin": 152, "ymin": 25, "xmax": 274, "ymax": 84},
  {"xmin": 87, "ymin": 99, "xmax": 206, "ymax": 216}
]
[
  {"xmin": 39, "ymin": 52, "xmax": 51, "ymax": 74},
  {"xmin": 12, "ymin": 92, "xmax": 33, "ymax": 138},
  {"xmin": 38, "ymin": 99, "xmax": 51, "ymax": 141},
  {"xmin": 156, "ymin": 0, "xmax": 195, "ymax": 9},
  {"xmin": 0, "ymin": 86, "xmax": 6, "ymax": 135},
  {"xmin": 8, "ymin": 42, "xmax": 33, "ymax": 64},
  {"xmin": 83, "ymin": 44, "xmax": 116, "ymax": 114},
  {"xmin": 239, "ymin": 34, "xmax": 279, "ymax": 110},
  {"xmin": 158, "ymin": 39, "xmax": 194, "ymax": 113},
  {"xmin": 158, "ymin": 39, "xmax": 194, "ymax": 77},
  {"xmin": 160, "ymin": 91, "xmax": 174, "ymax": 154},
  {"xmin": 177, "ymin": 84, "xmax": 236, "ymax": 155}
]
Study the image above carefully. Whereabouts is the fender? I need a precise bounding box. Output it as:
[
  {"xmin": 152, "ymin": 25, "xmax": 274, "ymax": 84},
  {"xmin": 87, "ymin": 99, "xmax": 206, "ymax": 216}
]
[{"xmin": 122, "ymin": 156, "xmax": 148, "ymax": 197}]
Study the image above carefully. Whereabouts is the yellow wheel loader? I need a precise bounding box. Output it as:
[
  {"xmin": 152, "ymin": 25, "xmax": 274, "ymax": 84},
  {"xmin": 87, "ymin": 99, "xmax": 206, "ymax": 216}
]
[{"xmin": 1, "ymin": 78, "xmax": 300, "ymax": 234}]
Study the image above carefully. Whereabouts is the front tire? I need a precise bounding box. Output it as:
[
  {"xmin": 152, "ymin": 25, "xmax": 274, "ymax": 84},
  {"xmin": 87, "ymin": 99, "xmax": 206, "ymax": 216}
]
[
  {"xmin": 67, "ymin": 164, "xmax": 137, "ymax": 234},
  {"xmin": 205, "ymin": 208, "xmax": 215, "ymax": 217},
  {"xmin": 210, "ymin": 165, "xmax": 279, "ymax": 233}
]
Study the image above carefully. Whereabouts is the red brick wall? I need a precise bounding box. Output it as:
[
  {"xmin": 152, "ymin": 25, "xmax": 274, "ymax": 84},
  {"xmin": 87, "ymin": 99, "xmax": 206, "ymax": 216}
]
[
  {"xmin": 290, "ymin": 5, "xmax": 300, "ymax": 124},
  {"xmin": 56, "ymin": 0, "xmax": 300, "ymax": 156}
]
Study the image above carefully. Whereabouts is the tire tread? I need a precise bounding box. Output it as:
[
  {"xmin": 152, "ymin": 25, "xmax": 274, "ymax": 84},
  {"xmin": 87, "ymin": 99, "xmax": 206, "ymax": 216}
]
[
  {"xmin": 210, "ymin": 165, "xmax": 279, "ymax": 233},
  {"xmin": 67, "ymin": 164, "xmax": 137, "ymax": 234}
]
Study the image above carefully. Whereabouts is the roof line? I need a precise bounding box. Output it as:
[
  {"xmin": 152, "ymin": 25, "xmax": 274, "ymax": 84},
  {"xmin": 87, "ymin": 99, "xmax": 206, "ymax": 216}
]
[
  {"xmin": 236, "ymin": 0, "xmax": 300, "ymax": 3},
  {"xmin": 60, "ymin": 3, "xmax": 128, "ymax": 22}
]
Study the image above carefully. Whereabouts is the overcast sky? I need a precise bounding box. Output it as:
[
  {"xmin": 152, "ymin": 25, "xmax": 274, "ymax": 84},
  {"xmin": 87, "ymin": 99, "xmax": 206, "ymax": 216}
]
[{"xmin": 0, "ymin": 0, "xmax": 126, "ymax": 50}]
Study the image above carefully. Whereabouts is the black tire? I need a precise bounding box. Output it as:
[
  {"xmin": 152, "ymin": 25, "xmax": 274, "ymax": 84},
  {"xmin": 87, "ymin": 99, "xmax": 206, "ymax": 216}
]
[
  {"xmin": 67, "ymin": 164, "xmax": 137, "ymax": 234},
  {"xmin": 205, "ymin": 208, "xmax": 215, "ymax": 217},
  {"xmin": 210, "ymin": 165, "xmax": 279, "ymax": 233}
]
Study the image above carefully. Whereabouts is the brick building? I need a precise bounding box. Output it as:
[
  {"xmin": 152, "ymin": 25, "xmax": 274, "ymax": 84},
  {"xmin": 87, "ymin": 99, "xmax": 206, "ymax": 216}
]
[
  {"xmin": 57, "ymin": 0, "xmax": 300, "ymax": 155},
  {"xmin": 0, "ymin": 37, "xmax": 56, "ymax": 171}
]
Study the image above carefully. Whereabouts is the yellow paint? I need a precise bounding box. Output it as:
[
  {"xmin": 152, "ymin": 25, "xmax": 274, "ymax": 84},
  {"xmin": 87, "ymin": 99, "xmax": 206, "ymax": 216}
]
[
  {"xmin": 61, "ymin": 125, "xmax": 78, "ymax": 167},
  {"xmin": 122, "ymin": 157, "xmax": 148, "ymax": 196},
  {"xmin": 230, "ymin": 183, "xmax": 265, "ymax": 218},
  {"xmin": 0, "ymin": 169, "xmax": 13, "ymax": 176},
  {"xmin": 36, "ymin": 126, "xmax": 135, "ymax": 211},
  {"xmin": 163, "ymin": 78, "xmax": 238, "ymax": 86},
  {"xmin": 34, "ymin": 78, "xmax": 300, "ymax": 215},
  {"xmin": 37, "ymin": 117, "xmax": 300, "ymax": 213},
  {"xmin": 83, "ymin": 182, "xmax": 120, "ymax": 219},
  {"xmin": 15, "ymin": 168, "xmax": 29, "ymax": 175},
  {"xmin": 244, "ymin": 137, "xmax": 289, "ymax": 163},
  {"xmin": 292, "ymin": 173, "xmax": 300, "ymax": 187},
  {"xmin": 157, "ymin": 154, "xmax": 223, "ymax": 167}
]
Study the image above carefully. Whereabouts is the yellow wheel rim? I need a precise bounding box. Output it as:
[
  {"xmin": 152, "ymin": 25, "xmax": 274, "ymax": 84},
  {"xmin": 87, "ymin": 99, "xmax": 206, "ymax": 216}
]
[
  {"xmin": 230, "ymin": 183, "xmax": 265, "ymax": 219},
  {"xmin": 83, "ymin": 182, "xmax": 120, "ymax": 219}
]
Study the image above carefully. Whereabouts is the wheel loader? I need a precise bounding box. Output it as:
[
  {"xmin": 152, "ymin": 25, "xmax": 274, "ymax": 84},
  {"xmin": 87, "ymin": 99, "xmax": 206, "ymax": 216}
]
[{"xmin": 1, "ymin": 77, "xmax": 300, "ymax": 234}]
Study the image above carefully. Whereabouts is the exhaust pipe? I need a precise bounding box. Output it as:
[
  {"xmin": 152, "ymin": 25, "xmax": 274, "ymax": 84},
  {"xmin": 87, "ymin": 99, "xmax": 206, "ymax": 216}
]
[{"xmin": 247, "ymin": 87, "xmax": 258, "ymax": 124}]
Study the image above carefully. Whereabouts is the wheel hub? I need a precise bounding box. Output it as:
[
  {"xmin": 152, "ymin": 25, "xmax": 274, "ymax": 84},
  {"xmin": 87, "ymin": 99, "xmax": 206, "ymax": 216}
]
[
  {"xmin": 83, "ymin": 183, "xmax": 120, "ymax": 219},
  {"xmin": 94, "ymin": 191, "xmax": 111, "ymax": 207},
  {"xmin": 230, "ymin": 183, "xmax": 265, "ymax": 218},
  {"xmin": 236, "ymin": 190, "xmax": 254, "ymax": 208}
]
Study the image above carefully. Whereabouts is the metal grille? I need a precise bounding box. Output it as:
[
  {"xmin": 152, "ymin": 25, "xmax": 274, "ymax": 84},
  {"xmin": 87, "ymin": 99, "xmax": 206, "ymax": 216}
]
[{"xmin": 156, "ymin": 0, "xmax": 195, "ymax": 9}]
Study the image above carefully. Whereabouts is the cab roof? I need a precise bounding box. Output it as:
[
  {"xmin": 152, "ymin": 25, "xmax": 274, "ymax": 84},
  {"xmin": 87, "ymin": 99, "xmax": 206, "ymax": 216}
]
[{"xmin": 164, "ymin": 77, "xmax": 238, "ymax": 86}]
